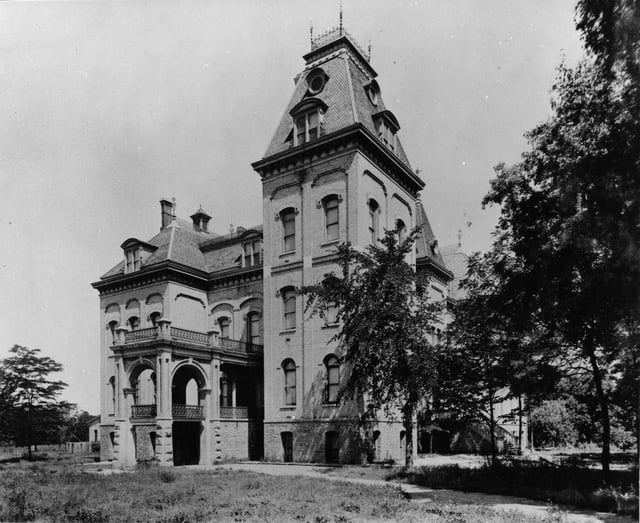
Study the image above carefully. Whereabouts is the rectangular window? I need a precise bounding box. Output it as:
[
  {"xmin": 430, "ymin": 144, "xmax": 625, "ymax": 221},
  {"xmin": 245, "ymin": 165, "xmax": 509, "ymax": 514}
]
[
  {"xmin": 307, "ymin": 111, "xmax": 319, "ymax": 141},
  {"xmin": 282, "ymin": 211, "xmax": 295, "ymax": 252},
  {"xmin": 324, "ymin": 198, "xmax": 339, "ymax": 241},
  {"xmin": 283, "ymin": 292, "xmax": 296, "ymax": 331},
  {"xmin": 296, "ymin": 116, "xmax": 306, "ymax": 145},
  {"xmin": 284, "ymin": 362, "xmax": 296, "ymax": 406},
  {"xmin": 243, "ymin": 239, "xmax": 262, "ymax": 267}
]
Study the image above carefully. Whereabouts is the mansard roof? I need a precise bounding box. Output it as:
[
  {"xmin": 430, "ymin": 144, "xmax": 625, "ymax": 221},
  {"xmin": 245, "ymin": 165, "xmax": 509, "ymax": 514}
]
[
  {"xmin": 98, "ymin": 220, "xmax": 263, "ymax": 281},
  {"xmin": 262, "ymin": 27, "xmax": 412, "ymax": 170},
  {"xmin": 415, "ymin": 201, "xmax": 453, "ymax": 282}
]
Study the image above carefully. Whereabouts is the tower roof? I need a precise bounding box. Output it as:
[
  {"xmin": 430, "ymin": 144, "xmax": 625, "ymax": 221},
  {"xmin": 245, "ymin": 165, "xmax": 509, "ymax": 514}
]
[{"xmin": 261, "ymin": 26, "xmax": 413, "ymax": 172}]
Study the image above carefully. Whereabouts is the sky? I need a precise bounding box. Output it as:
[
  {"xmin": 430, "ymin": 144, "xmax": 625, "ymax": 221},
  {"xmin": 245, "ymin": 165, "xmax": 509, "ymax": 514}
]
[{"xmin": 0, "ymin": 0, "xmax": 584, "ymax": 414}]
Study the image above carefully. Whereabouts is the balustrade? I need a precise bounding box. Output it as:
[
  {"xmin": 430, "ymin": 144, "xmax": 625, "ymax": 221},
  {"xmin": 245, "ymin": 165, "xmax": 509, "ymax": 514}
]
[{"xmin": 120, "ymin": 324, "xmax": 263, "ymax": 356}]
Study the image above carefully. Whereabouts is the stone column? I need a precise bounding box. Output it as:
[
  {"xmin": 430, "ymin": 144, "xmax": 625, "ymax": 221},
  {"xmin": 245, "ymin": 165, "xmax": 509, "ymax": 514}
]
[{"xmin": 154, "ymin": 347, "xmax": 173, "ymax": 467}]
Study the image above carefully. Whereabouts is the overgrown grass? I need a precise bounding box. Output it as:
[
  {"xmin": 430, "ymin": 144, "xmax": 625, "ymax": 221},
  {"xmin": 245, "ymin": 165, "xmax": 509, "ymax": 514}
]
[
  {"xmin": 388, "ymin": 461, "xmax": 639, "ymax": 517},
  {"xmin": 0, "ymin": 460, "xmax": 559, "ymax": 522}
]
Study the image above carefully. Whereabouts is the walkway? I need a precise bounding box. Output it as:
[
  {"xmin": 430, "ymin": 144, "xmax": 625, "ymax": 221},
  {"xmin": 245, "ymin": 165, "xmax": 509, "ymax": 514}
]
[{"xmin": 213, "ymin": 462, "xmax": 634, "ymax": 523}]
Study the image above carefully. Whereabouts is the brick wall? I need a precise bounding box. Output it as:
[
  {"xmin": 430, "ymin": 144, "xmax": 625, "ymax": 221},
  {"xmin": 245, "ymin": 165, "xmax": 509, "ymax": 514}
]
[{"xmin": 218, "ymin": 420, "xmax": 262, "ymax": 460}]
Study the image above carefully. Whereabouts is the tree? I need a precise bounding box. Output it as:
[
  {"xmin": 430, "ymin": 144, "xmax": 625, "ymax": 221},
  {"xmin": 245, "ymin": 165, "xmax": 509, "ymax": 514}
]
[
  {"xmin": 302, "ymin": 230, "xmax": 440, "ymax": 467},
  {"xmin": 440, "ymin": 252, "xmax": 521, "ymax": 464},
  {"xmin": 484, "ymin": 53, "xmax": 639, "ymax": 474},
  {"xmin": 0, "ymin": 345, "xmax": 69, "ymax": 459}
]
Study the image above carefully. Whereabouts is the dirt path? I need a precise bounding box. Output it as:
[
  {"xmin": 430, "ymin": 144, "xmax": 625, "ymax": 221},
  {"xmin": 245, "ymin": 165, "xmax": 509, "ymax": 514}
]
[{"xmin": 212, "ymin": 462, "xmax": 634, "ymax": 523}]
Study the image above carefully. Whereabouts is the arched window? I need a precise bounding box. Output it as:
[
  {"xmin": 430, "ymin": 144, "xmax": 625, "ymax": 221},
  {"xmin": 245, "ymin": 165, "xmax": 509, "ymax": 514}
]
[
  {"xmin": 247, "ymin": 312, "xmax": 261, "ymax": 345},
  {"xmin": 368, "ymin": 199, "xmax": 380, "ymax": 244},
  {"xmin": 218, "ymin": 317, "xmax": 230, "ymax": 339},
  {"xmin": 108, "ymin": 376, "xmax": 115, "ymax": 414},
  {"xmin": 282, "ymin": 288, "xmax": 296, "ymax": 331},
  {"xmin": 323, "ymin": 195, "xmax": 339, "ymax": 242},
  {"xmin": 149, "ymin": 311, "xmax": 161, "ymax": 327},
  {"xmin": 324, "ymin": 355, "xmax": 340, "ymax": 404},
  {"xmin": 281, "ymin": 209, "xmax": 296, "ymax": 252},
  {"xmin": 128, "ymin": 316, "xmax": 140, "ymax": 331},
  {"xmin": 396, "ymin": 219, "xmax": 406, "ymax": 244},
  {"xmin": 108, "ymin": 321, "xmax": 118, "ymax": 345},
  {"xmin": 283, "ymin": 359, "xmax": 296, "ymax": 406}
]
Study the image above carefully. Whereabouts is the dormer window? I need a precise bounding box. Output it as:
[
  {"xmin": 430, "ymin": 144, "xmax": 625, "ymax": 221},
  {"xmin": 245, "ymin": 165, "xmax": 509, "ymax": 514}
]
[
  {"xmin": 120, "ymin": 238, "xmax": 157, "ymax": 275},
  {"xmin": 290, "ymin": 99, "xmax": 328, "ymax": 147},
  {"xmin": 373, "ymin": 110, "xmax": 401, "ymax": 153},
  {"xmin": 125, "ymin": 247, "xmax": 141, "ymax": 274},
  {"xmin": 243, "ymin": 239, "xmax": 262, "ymax": 267},
  {"xmin": 295, "ymin": 111, "xmax": 319, "ymax": 145}
]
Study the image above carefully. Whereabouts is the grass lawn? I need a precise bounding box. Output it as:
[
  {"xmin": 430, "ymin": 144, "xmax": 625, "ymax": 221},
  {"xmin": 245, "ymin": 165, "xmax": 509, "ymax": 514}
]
[{"xmin": 0, "ymin": 455, "xmax": 561, "ymax": 523}]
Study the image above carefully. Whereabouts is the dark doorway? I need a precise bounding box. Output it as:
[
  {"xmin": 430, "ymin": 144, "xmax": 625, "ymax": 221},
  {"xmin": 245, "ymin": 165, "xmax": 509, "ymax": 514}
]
[
  {"xmin": 172, "ymin": 422, "xmax": 200, "ymax": 466},
  {"xmin": 325, "ymin": 431, "xmax": 339, "ymax": 464},
  {"xmin": 281, "ymin": 431, "xmax": 293, "ymax": 462}
]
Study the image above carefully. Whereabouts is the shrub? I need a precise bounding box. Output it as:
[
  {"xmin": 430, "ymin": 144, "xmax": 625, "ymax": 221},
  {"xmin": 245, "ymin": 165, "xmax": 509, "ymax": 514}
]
[{"xmin": 158, "ymin": 469, "xmax": 177, "ymax": 483}]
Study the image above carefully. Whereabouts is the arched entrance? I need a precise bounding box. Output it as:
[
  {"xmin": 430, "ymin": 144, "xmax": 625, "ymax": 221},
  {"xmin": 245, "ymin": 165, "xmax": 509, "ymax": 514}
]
[{"xmin": 171, "ymin": 364, "xmax": 206, "ymax": 466}]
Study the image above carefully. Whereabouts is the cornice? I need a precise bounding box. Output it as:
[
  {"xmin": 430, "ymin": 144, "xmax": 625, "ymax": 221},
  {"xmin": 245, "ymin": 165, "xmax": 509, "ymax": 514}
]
[
  {"xmin": 92, "ymin": 262, "xmax": 208, "ymax": 296},
  {"xmin": 252, "ymin": 124, "xmax": 424, "ymax": 197},
  {"xmin": 416, "ymin": 256, "xmax": 454, "ymax": 284}
]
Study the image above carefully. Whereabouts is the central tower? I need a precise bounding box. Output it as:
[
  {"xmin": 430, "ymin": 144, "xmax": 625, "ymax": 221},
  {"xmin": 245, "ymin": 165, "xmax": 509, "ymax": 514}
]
[{"xmin": 252, "ymin": 26, "xmax": 425, "ymax": 463}]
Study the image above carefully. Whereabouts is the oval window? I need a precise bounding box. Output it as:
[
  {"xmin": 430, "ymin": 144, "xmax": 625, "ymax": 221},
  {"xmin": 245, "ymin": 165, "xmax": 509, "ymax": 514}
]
[{"xmin": 306, "ymin": 68, "xmax": 327, "ymax": 95}]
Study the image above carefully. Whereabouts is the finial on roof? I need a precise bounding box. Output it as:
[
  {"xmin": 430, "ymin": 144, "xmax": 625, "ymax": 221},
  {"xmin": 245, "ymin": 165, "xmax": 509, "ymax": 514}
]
[
  {"xmin": 368, "ymin": 41, "xmax": 372, "ymax": 61},
  {"xmin": 339, "ymin": 1, "xmax": 343, "ymax": 35},
  {"xmin": 457, "ymin": 229, "xmax": 462, "ymax": 247},
  {"xmin": 310, "ymin": 18, "xmax": 313, "ymax": 44},
  {"xmin": 171, "ymin": 197, "xmax": 177, "ymax": 220}
]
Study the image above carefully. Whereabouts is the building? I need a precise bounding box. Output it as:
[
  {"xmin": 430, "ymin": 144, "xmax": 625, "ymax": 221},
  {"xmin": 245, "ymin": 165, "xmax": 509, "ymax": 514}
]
[{"xmin": 92, "ymin": 25, "xmax": 453, "ymax": 466}]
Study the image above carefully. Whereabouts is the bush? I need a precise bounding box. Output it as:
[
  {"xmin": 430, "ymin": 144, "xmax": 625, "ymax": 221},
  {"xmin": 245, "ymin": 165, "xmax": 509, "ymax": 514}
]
[
  {"xmin": 90, "ymin": 442, "xmax": 100, "ymax": 453},
  {"xmin": 388, "ymin": 461, "xmax": 639, "ymax": 516}
]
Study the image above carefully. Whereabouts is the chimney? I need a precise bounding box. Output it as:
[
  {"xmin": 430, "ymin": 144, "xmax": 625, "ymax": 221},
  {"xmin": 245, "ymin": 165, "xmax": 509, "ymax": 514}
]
[
  {"xmin": 190, "ymin": 206, "xmax": 211, "ymax": 233},
  {"xmin": 160, "ymin": 199, "xmax": 173, "ymax": 230}
]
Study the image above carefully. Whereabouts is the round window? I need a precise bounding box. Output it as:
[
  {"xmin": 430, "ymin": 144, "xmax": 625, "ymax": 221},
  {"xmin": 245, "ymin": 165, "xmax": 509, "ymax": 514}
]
[
  {"xmin": 306, "ymin": 68, "xmax": 327, "ymax": 95},
  {"xmin": 366, "ymin": 81, "xmax": 380, "ymax": 106}
]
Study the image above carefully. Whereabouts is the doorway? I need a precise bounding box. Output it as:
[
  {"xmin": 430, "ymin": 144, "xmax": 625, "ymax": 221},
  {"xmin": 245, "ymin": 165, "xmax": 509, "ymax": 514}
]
[
  {"xmin": 172, "ymin": 422, "xmax": 201, "ymax": 466},
  {"xmin": 325, "ymin": 431, "xmax": 339, "ymax": 464},
  {"xmin": 281, "ymin": 431, "xmax": 293, "ymax": 462}
]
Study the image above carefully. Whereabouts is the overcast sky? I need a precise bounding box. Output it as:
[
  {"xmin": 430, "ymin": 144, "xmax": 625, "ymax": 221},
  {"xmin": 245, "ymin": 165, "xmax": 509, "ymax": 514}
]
[{"xmin": 0, "ymin": 1, "xmax": 584, "ymax": 414}]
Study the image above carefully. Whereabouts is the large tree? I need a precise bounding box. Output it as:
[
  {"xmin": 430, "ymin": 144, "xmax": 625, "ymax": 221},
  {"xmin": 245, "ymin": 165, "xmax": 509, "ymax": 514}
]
[
  {"xmin": 0, "ymin": 345, "xmax": 69, "ymax": 459},
  {"xmin": 484, "ymin": 51, "xmax": 639, "ymax": 473},
  {"xmin": 302, "ymin": 230, "xmax": 440, "ymax": 467}
]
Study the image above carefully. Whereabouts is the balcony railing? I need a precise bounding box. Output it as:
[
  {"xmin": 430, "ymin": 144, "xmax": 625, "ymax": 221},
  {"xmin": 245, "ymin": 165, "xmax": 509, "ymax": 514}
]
[
  {"xmin": 131, "ymin": 404, "xmax": 157, "ymax": 418},
  {"xmin": 220, "ymin": 406, "xmax": 251, "ymax": 419},
  {"xmin": 170, "ymin": 327, "xmax": 209, "ymax": 345},
  {"xmin": 125, "ymin": 327, "xmax": 158, "ymax": 343},
  {"xmin": 120, "ymin": 324, "xmax": 263, "ymax": 356},
  {"xmin": 218, "ymin": 337, "xmax": 263, "ymax": 355},
  {"xmin": 172, "ymin": 404, "xmax": 204, "ymax": 420}
]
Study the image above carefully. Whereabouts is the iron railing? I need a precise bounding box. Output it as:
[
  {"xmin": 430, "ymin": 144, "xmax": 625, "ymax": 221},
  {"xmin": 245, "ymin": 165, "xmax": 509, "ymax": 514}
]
[
  {"xmin": 131, "ymin": 404, "xmax": 157, "ymax": 418},
  {"xmin": 218, "ymin": 337, "xmax": 263, "ymax": 355},
  {"xmin": 172, "ymin": 404, "xmax": 204, "ymax": 419},
  {"xmin": 220, "ymin": 406, "xmax": 249, "ymax": 419}
]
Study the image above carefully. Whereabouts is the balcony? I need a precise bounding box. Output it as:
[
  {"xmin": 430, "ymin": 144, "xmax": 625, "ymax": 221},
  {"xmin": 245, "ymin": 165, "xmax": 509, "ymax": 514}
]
[
  {"xmin": 172, "ymin": 404, "xmax": 204, "ymax": 420},
  {"xmin": 119, "ymin": 322, "xmax": 263, "ymax": 357},
  {"xmin": 131, "ymin": 404, "xmax": 157, "ymax": 418},
  {"xmin": 220, "ymin": 406, "xmax": 260, "ymax": 419}
]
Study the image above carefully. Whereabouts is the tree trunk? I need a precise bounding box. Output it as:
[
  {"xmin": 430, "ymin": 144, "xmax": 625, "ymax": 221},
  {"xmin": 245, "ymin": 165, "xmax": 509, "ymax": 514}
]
[
  {"xmin": 488, "ymin": 390, "xmax": 497, "ymax": 466},
  {"xmin": 587, "ymin": 346, "xmax": 610, "ymax": 476},
  {"xmin": 518, "ymin": 394, "xmax": 523, "ymax": 453},
  {"xmin": 403, "ymin": 402, "xmax": 414, "ymax": 468}
]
